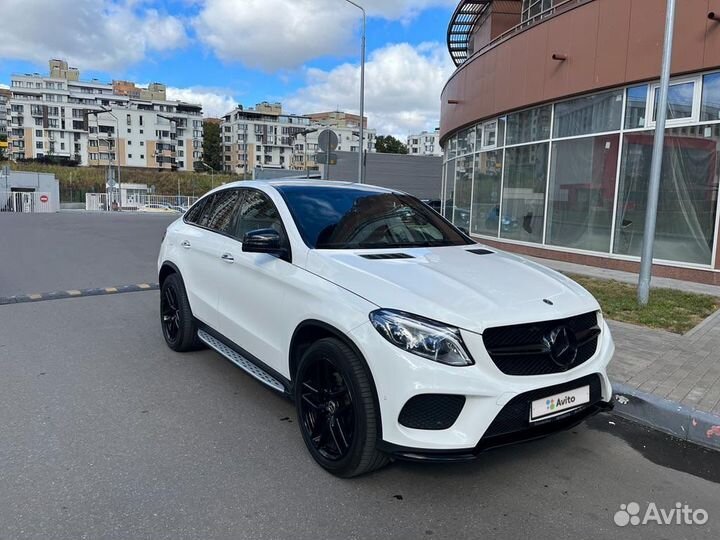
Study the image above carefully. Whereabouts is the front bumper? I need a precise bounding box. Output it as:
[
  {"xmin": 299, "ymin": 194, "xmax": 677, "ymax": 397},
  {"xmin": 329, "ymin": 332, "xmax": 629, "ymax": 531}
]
[
  {"xmin": 380, "ymin": 398, "xmax": 613, "ymax": 462},
  {"xmin": 350, "ymin": 318, "xmax": 615, "ymax": 454}
]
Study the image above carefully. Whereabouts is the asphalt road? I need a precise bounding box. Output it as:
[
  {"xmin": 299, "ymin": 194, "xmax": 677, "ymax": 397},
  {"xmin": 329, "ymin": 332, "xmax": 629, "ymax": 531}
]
[
  {"xmin": 0, "ymin": 212, "xmax": 175, "ymax": 297},
  {"xmin": 1, "ymin": 213, "xmax": 719, "ymax": 539}
]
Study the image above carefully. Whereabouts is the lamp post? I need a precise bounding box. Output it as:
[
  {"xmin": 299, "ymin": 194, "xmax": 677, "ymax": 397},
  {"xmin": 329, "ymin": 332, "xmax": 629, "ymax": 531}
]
[
  {"xmin": 97, "ymin": 136, "xmax": 120, "ymax": 210},
  {"xmin": 637, "ymin": 0, "xmax": 676, "ymax": 306},
  {"xmin": 198, "ymin": 161, "xmax": 215, "ymax": 189},
  {"xmin": 342, "ymin": 0, "xmax": 366, "ymax": 184},
  {"xmin": 87, "ymin": 108, "xmax": 120, "ymax": 210}
]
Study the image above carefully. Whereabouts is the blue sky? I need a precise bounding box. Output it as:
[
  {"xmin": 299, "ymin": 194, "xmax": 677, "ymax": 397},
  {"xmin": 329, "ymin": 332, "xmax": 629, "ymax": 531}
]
[{"xmin": 0, "ymin": 0, "xmax": 458, "ymax": 136}]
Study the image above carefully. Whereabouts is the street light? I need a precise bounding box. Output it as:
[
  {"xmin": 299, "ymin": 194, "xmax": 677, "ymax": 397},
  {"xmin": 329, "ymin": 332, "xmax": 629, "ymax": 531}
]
[
  {"xmin": 86, "ymin": 108, "xmax": 121, "ymax": 210},
  {"xmin": 342, "ymin": 0, "xmax": 366, "ymax": 184},
  {"xmin": 98, "ymin": 136, "xmax": 120, "ymax": 210},
  {"xmin": 638, "ymin": 0, "xmax": 676, "ymax": 306},
  {"xmin": 198, "ymin": 161, "xmax": 215, "ymax": 189}
]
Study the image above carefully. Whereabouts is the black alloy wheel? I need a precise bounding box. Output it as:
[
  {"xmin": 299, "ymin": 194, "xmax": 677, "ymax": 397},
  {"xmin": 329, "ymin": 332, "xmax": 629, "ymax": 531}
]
[
  {"xmin": 161, "ymin": 285, "xmax": 181, "ymax": 343},
  {"xmin": 295, "ymin": 338, "xmax": 389, "ymax": 477},
  {"xmin": 160, "ymin": 273, "xmax": 201, "ymax": 352},
  {"xmin": 299, "ymin": 356, "xmax": 355, "ymax": 461}
]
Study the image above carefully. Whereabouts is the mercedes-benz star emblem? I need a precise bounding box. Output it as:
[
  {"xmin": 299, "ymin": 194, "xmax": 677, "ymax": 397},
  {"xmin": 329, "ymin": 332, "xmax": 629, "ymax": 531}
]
[{"xmin": 543, "ymin": 325, "xmax": 578, "ymax": 368}]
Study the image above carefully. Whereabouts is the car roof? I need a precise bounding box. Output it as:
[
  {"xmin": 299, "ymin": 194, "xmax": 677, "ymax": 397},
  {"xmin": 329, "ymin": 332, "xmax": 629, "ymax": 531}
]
[{"xmin": 213, "ymin": 179, "xmax": 400, "ymax": 195}]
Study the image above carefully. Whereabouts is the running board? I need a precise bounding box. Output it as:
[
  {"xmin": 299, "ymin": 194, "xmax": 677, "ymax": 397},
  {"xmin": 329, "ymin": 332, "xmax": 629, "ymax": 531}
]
[{"xmin": 197, "ymin": 329, "xmax": 285, "ymax": 393}]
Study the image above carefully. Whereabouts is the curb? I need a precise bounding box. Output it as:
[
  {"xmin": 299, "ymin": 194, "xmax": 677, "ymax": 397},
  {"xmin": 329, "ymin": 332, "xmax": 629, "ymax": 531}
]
[{"xmin": 611, "ymin": 381, "xmax": 720, "ymax": 452}]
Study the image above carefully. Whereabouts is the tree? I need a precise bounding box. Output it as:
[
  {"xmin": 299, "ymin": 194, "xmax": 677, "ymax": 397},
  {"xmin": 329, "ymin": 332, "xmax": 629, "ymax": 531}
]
[
  {"xmin": 375, "ymin": 135, "xmax": 408, "ymax": 154},
  {"xmin": 200, "ymin": 120, "xmax": 222, "ymax": 171}
]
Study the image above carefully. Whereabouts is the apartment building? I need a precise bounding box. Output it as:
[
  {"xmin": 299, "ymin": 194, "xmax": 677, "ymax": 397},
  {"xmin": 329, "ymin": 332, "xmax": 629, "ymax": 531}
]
[
  {"xmin": 0, "ymin": 88, "xmax": 9, "ymax": 139},
  {"xmin": 6, "ymin": 60, "xmax": 203, "ymax": 171},
  {"xmin": 220, "ymin": 102, "xmax": 312, "ymax": 174},
  {"xmin": 406, "ymin": 128, "xmax": 441, "ymax": 157},
  {"xmin": 302, "ymin": 110, "xmax": 376, "ymax": 157},
  {"xmin": 220, "ymin": 104, "xmax": 377, "ymax": 174}
]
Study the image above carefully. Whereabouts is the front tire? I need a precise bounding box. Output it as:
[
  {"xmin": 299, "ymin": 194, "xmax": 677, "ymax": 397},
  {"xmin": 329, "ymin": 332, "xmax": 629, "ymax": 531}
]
[
  {"xmin": 160, "ymin": 273, "xmax": 200, "ymax": 352},
  {"xmin": 295, "ymin": 337, "xmax": 389, "ymax": 477}
]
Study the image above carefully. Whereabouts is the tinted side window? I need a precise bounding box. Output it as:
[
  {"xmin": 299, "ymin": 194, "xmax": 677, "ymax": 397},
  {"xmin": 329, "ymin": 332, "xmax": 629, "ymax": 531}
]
[
  {"xmin": 206, "ymin": 189, "xmax": 241, "ymax": 234},
  {"xmin": 184, "ymin": 197, "xmax": 207, "ymax": 224},
  {"xmin": 196, "ymin": 194, "xmax": 216, "ymax": 228},
  {"xmin": 236, "ymin": 190, "xmax": 283, "ymax": 240}
]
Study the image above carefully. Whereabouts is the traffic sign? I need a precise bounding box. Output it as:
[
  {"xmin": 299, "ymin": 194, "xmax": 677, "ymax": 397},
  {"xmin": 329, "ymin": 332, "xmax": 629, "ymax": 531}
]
[
  {"xmin": 314, "ymin": 152, "xmax": 337, "ymax": 165},
  {"xmin": 39, "ymin": 195, "xmax": 49, "ymax": 203},
  {"xmin": 318, "ymin": 129, "xmax": 339, "ymax": 152}
]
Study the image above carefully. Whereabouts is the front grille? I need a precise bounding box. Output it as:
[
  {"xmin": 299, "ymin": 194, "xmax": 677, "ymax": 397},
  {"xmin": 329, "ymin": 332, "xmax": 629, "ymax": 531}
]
[
  {"xmin": 483, "ymin": 311, "xmax": 600, "ymax": 376},
  {"xmin": 483, "ymin": 374, "xmax": 603, "ymax": 439},
  {"xmin": 398, "ymin": 394, "xmax": 466, "ymax": 430}
]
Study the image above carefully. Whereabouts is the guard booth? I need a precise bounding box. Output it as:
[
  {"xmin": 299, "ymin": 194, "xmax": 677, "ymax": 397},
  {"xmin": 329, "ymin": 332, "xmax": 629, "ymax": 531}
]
[{"xmin": 0, "ymin": 167, "xmax": 59, "ymax": 213}]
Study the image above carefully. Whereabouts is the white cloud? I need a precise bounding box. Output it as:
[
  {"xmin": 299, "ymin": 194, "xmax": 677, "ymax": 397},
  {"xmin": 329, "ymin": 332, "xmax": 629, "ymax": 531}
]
[
  {"xmin": 0, "ymin": 0, "xmax": 188, "ymax": 72},
  {"xmin": 193, "ymin": 0, "xmax": 455, "ymax": 71},
  {"xmin": 285, "ymin": 42, "xmax": 454, "ymax": 138},
  {"xmin": 165, "ymin": 86, "xmax": 237, "ymax": 118}
]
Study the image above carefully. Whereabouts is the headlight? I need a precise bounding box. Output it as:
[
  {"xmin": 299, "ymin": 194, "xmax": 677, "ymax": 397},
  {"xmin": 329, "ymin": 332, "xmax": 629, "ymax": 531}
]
[{"xmin": 369, "ymin": 309, "xmax": 474, "ymax": 366}]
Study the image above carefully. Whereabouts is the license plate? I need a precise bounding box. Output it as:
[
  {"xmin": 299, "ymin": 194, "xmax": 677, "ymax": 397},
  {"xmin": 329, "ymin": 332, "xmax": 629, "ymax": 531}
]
[{"xmin": 530, "ymin": 385, "xmax": 590, "ymax": 422}]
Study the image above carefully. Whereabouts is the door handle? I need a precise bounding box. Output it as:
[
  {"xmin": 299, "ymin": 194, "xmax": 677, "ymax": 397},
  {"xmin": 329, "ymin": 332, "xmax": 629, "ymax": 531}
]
[
  {"xmin": 180, "ymin": 240, "xmax": 191, "ymax": 249},
  {"xmin": 221, "ymin": 252, "xmax": 235, "ymax": 263}
]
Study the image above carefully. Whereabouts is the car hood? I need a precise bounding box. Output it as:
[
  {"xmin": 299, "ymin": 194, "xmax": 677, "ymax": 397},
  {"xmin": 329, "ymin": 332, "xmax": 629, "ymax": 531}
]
[{"xmin": 305, "ymin": 245, "xmax": 600, "ymax": 333}]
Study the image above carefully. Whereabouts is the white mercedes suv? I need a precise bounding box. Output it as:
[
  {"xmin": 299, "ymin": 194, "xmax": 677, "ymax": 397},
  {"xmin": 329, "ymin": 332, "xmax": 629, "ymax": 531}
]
[{"xmin": 157, "ymin": 180, "xmax": 614, "ymax": 477}]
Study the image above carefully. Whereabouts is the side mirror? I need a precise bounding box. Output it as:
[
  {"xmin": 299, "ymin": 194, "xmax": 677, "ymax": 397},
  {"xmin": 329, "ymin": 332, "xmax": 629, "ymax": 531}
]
[{"xmin": 242, "ymin": 228, "xmax": 287, "ymax": 258}]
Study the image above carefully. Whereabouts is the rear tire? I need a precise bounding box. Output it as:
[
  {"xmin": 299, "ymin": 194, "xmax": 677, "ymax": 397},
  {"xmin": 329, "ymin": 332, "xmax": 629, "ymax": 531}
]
[
  {"xmin": 295, "ymin": 337, "xmax": 389, "ymax": 477},
  {"xmin": 160, "ymin": 273, "xmax": 201, "ymax": 352}
]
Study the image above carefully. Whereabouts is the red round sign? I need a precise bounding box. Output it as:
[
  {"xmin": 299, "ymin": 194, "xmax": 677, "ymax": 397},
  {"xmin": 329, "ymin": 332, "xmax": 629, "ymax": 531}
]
[{"xmin": 40, "ymin": 195, "xmax": 49, "ymax": 203}]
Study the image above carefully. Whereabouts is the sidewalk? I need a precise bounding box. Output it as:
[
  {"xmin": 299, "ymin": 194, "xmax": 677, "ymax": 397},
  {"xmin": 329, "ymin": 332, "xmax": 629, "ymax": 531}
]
[{"xmin": 526, "ymin": 255, "xmax": 720, "ymax": 450}]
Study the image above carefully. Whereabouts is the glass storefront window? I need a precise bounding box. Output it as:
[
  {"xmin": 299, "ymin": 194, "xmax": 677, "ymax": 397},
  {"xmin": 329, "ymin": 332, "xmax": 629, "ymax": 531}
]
[
  {"xmin": 506, "ymin": 105, "xmax": 551, "ymax": 145},
  {"xmin": 625, "ymin": 85, "xmax": 647, "ymax": 129},
  {"xmin": 481, "ymin": 122, "xmax": 497, "ymax": 149},
  {"xmin": 701, "ymin": 73, "xmax": 720, "ymax": 121},
  {"xmin": 456, "ymin": 127, "xmax": 475, "ymax": 156},
  {"xmin": 470, "ymin": 150, "xmax": 503, "ymax": 237},
  {"xmin": 553, "ymin": 90, "xmax": 623, "ymax": 138},
  {"xmin": 448, "ymin": 136, "xmax": 458, "ymax": 159},
  {"xmin": 547, "ymin": 135, "xmax": 619, "ymax": 252},
  {"xmin": 613, "ymin": 127, "xmax": 719, "ymax": 264},
  {"xmin": 500, "ymin": 143, "xmax": 549, "ymax": 243},
  {"xmin": 652, "ymin": 81, "xmax": 695, "ymax": 122},
  {"xmin": 452, "ymin": 156, "xmax": 473, "ymax": 231},
  {"xmin": 443, "ymin": 159, "xmax": 456, "ymax": 217},
  {"xmin": 442, "ymin": 72, "xmax": 720, "ymax": 267}
]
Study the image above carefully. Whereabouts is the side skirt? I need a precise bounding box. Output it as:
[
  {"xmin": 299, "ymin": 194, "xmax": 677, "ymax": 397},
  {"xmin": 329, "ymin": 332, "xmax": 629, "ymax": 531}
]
[{"xmin": 195, "ymin": 321, "xmax": 292, "ymax": 397}]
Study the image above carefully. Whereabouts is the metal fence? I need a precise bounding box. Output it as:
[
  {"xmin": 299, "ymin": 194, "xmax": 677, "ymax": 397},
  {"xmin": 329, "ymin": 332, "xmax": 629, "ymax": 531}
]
[
  {"xmin": 85, "ymin": 193, "xmax": 199, "ymax": 212},
  {"xmin": 0, "ymin": 191, "xmax": 54, "ymax": 213},
  {"xmin": 139, "ymin": 195, "xmax": 199, "ymax": 209},
  {"xmin": 85, "ymin": 193, "xmax": 109, "ymax": 212}
]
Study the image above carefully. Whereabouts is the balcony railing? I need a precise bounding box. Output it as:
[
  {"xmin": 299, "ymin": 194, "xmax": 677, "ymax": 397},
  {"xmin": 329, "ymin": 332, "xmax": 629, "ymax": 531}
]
[{"xmin": 448, "ymin": 0, "xmax": 580, "ymax": 67}]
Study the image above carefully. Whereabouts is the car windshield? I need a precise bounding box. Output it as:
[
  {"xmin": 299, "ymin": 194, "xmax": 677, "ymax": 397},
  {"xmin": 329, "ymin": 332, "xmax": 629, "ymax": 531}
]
[{"xmin": 277, "ymin": 185, "xmax": 472, "ymax": 249}]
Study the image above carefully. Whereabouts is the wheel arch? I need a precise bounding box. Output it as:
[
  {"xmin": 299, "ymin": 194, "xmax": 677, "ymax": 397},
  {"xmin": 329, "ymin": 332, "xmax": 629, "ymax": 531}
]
[
  {"xmin": 159, "ymin": 261, "xmax": 181, "ymax": 287},
  {"xmin": 289, "ymin": 319, "xmax": 383, "ymax": 439}
]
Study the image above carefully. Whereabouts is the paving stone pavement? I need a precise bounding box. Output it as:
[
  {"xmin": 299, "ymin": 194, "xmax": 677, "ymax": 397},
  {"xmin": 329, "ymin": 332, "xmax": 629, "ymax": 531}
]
[{"xmin": 524, "ymin": 255, "xmax": 720, "ymax": 418}]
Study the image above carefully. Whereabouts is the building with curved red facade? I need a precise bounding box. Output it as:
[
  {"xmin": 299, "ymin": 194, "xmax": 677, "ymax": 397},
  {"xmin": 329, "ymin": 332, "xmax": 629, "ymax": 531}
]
[{"xmin": 440, "ymin": 0, "xmax": 720, "ymax": 283}]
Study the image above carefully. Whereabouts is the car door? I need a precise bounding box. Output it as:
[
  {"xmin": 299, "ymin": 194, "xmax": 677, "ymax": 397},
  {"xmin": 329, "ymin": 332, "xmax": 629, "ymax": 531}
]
[
  {"xmin": 177, "ymin": 189, "xmax": 242, "ymax": 329},
  {"xmin": 216, "ymin": 188, "xmax": 295, "ymax": 372}
]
